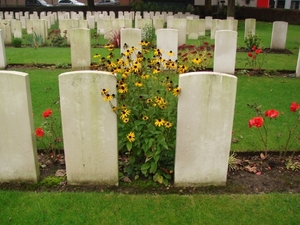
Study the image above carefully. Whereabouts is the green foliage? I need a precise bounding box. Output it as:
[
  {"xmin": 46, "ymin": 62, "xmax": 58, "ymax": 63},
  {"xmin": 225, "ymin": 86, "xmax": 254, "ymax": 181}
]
[
  {"xmin": 245, "ymin": 46, "xmax": 265, "ymax": 74},
  {"xmin": 106, "ymin": 29, "xmax": 121, "ymax": 48},
  {"xmin": 39, "ymin": 176, "xmax": 65, "ymax": 187},
  {"xmin": 26, "ymin": 29, "xmax": 43, "ymax": 49},
  {"xmin": 12, "ymin": 38, "xmax": 22, "ymax": 48},
  {"xmin": 92, "ymin": 43, "xmax": 180, "ymax": 185},
  {"xmin": 244, "ymin": 32, "xmax": 261, "ymax": 50},
  {"xmin": 47, "ymin": 29, "xmax": 68, "ymax": 47},
  {"xmin": 141, "ymin": 23, "xmax": 156, "ymax": 44},
  {"xmin": 177, "ymin": 42, "xmax": 214, "ymax": 72},
  {"xmin": 35, "ymin": 103, "xmax": 63, "ymax": 155}
]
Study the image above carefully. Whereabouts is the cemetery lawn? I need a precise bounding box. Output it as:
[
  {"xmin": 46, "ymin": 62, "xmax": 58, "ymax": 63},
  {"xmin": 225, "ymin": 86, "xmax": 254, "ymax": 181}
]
[{"xmin": 1, "ymin": 190, "xmax": 300, "ymax": 225}]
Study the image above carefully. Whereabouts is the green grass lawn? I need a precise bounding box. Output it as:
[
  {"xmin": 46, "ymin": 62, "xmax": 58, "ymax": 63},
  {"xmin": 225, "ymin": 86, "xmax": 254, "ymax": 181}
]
[{"xmin": 1, "ymin": 190, "xmax": 300, "ymax": 225}]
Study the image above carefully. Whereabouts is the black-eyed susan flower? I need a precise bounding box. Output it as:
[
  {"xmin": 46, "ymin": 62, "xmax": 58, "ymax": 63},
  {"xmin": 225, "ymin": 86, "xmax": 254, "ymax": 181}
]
[
  {"xmin": 165, "ymin": 121, "xmax": 172, "ymax": 128},
  {"xmin": 93, "ymin": 53, "xmax": 101, "ymax": 58},
  {"xmin": 173, "ymin": 87, "xmax": 181, "ymax": 96},
  {"xmin": 192, "ymin": 57, "xmax": 201, "ymax": 65},
  {"xmin": 127, "ymin": 131, "xmax": 135, "ymax": 142},
  {"xmin": 118, "ymin": 84, "xmax": 128, "ymax": 93},
  {"xmin": 123, "ymin": 117, "xmax": 129, "ymax": 123},
  {"xmin": 141, "ymin": 74, "xmax": 149, "ymax": 79},
  {"xmin": 167, "ymin": 50, "xmax": 174, "ymax": 56},
  {"xmin": 120, "ymin": 109, "xmax": 131, "ymax": 120},
  {"xmin": 101, "ymin": 88, "xmax": 109, "ymax": 95},
  {"xmin": 154, "ymin": 118, "xmax": 165, "ymax": 127},
  {"xmin": 146, "ymin": 98, "xmax": 152, "ymax": 103},
  {"xmin": 103, "ymin": 93, "xmax": 114, "ymax": 101},
  {"xmin": 142, "ymin": 115, "xmax": 149, "ymax": 120}
]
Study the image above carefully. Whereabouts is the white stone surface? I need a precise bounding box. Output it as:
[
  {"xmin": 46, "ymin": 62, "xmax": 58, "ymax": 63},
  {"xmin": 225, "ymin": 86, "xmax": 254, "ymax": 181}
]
[
  {"xmin": 213, "ymin": 30, "xmax": 237, "ymax": 75},
  {"xmin": 32, "ymin": 19, "xmax": 47, "ymax": 43},
  {"xmin": 156, "ymin": 29, "xmax": 178, "ymax": 62},
  {"xmin": 173, "ymin": 19, "xmax": 186, "ymax": 46},
  {"xmin": 59, "ymin": 71, "xmax": 118, "ymax": 185},
  {"xmin": 120, "ymin": 28, "xmax": 142, "ymax": 59},
  {"xmin": 205, "ymin": 16, "xmax": 212, "ymax": 30},
  {"xmin": 270, "ymin": 21, "xmax": 288, "ymax": 50},
  {"xmin": 70, "ymin": 28, "xmax": 91, "ymax": 69},
  {"xmin": 244, "ymin": 18, "xmax": 256, "ymax": 39},
  {"xmin": 296, "ymin": 47, "xmax": 300, "ymax": 78},
  {"xmin": 175, "ymin": 72, "xmax": 237, "ymax": 187},
  {"xmin": 0, "ymin": 30, "xmax": 7, "ymax": 69},
  {"xmin": 0, "ymin": 71, "xmax": 39, "ymax": 183}
]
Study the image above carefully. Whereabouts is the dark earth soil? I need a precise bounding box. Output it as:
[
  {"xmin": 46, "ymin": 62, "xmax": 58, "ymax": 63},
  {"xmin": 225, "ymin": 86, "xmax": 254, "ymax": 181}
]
[{"xmin": 1, "ymin": 151, "xmax": 300, "ymax": 194}]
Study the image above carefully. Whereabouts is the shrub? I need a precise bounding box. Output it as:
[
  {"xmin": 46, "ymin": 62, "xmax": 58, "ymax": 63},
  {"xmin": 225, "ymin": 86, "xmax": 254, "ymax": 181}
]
[
  {"xmin": 244, "ymin": 32, "xmax": 261, "ymax": 50},
  {"xmin": 91, "ymin": 42, "xmax": 180, "ymax": 185},
  {"xmin": 12, "ymin": 38, "xmax": 22, "ymax": 48},
  {"xmin": 142, "ymin": 23, "xmax": 156, "ymax": 44},
  {"xmin": 47, "ymin": 29, "xmax": 67, "ymax": 47},
  {"xmin": 26, "ymin": 28, "xmax": 43, "ymax": 49}
]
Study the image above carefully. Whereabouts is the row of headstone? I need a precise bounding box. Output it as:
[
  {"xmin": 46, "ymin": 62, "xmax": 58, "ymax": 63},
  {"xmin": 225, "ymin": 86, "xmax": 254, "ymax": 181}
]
[{"xmin": 0, "ymin": 69, "xmax": 237, "ymax": 187}]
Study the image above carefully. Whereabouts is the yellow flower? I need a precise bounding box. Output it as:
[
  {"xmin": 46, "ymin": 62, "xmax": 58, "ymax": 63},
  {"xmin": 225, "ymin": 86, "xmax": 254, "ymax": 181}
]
[
  {"xmin": 173, "ymin": 87, "xmax": 181, "ymax": 96},
  {"xmin": 153, "ymin": 68, "xmax": 161, "ymax": 74},
  {"xmin": 112, "ymin": 106, "xmax": 117, "ymax": 112},
  {"xmin": 120, "ymin": 109, "xmax": 131, "ymax": 120},
  {"xmin": 93, "ymin": 53, "xmax": 101, "ymax": 58},
  {"xmin": 103, "ymin": 94, "xmax": 115, "ymax": 101},
  {"xmin": 135, "ymin": 81, "xmax": 143, "ymax": 87},
  {"xmin": 127, "ymin": 131, "xmax": 135, "ymax": 142},
  {"xmin": 141, "ymin": 74, "xmax": 149, "ymax": 79},
  {"xmin": 123, "ymin": 117, "xmax": 129, "ymax": 123},
  {"xmin": 192, "ymin": 57, "xmax": 201, "ymax": 65},
  {"xmin": 118, "ymin": 84, "xmax": 128, "ymax": 93},
  {"xmin": 167, "ymin": 50, "xmax": 174, "ymax": 56},
  {"xmin": 146, "ymin": 98, "xmax": 152, "ymax": 103},
  {"xmin": 165, "ymin": 121, "xmax": 172, "ymax": 128},
  {"xmin": 142, "ymin": 115, "xmax": 149, "ymax": 120},
  {"xmin": 154, "ymin": 118, "xmax": 165, "ymax": 127},
  {"xmin": 101, "ymin": 88, "xmax": 109, "ymax": 95}
]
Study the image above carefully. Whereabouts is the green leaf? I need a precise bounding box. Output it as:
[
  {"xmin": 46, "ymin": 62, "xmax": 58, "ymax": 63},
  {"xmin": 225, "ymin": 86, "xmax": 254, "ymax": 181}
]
[
  {"xmin": 126, "ymin": 141, "xmax": 132, "ymax": 151},
  {"xmin": 153, "ymin": 173, "xmax": 163, "ymax": 184},
  {"xmin": 141, "ymin": 162, "xmax": 151, "ymax": 171},
  {"xmin": 129, "ymin": 155, "xmax": 135, "ymax": 164},
  {"xmin": 150, "ymin": 161, "xmax": 157, "ymax": 174}
]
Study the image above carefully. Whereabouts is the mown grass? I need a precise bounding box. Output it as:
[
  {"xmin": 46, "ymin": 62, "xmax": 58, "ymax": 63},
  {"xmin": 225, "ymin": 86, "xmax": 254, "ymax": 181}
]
[{"xmin": 0, "ymin": 190, "xmax": 300, "ymax": 225}]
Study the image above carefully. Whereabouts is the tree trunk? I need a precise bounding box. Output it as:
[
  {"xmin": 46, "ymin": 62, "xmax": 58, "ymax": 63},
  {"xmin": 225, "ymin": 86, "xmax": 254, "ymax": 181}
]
[
  {"xmin": 87, "ymin": 0, "xmax": 95, "ymax": 11},
  {"xmin": 227, "ymin": 0, "xmax": 235, "ymax": 17},
  {"xmin": 204, "ymin": 0, "xmax": 212, "ymax": 16}
]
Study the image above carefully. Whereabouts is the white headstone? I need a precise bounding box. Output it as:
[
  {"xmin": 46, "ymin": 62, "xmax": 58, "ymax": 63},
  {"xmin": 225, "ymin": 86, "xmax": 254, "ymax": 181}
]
[
  {"xmin": 0, "ymin": 71, "xmax": 40, "ymax": 183},
  {"xmin": 0, "ymin": 30, "xmax": 7, "ymax": 69},
  {"xmin": 156, "ymin": 29, "xmax": 178, "ymax": 62},
  {"xmin": 173, "ymin": 19, "xmax": 186, "ymax": 46},
  {"xmin": 213, "ymin": 30, "xmax": 237, "ymax": 75},
  {"xmin": 296, "ymin": 47, "xmax": 300, "ymax": 78},
  {"xmin": 70, "ymin": 28, "xmax": 91, "ymax": 69},
  {"xmin": 175, "ymin": 71, "xmax": 237, "ymax": 187},
  {"xmin": 120, "ymin": 28, "xmax": 142, "ymax": 58},
  {"xmin": 270, "ymin": 21, "xmax": 288, "ymax": 50},
  {"xmin": 244, "ymin": 18, "xmax": 256, "ymax": 39},
  {"xmin": 59, "ymin": 71, "xmax": 118, "ymax": 185}
]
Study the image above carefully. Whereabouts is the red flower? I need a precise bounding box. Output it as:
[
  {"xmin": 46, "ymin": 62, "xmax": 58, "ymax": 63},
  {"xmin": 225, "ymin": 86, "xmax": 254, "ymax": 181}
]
[
  {"xmin": 248, "ymin": 117, "xmax": 264, "ymax": 128},
  {"xmin": 35, "ymin": 128, "xmax": 44, "ymax": 137},
  {"xmin": 252, "ymin": 45, "xmax": 257, "ymax": 51},
  {"xmin": 42, "ymin": 109, "xmax": 52, "ymax": 118},
  {"xmin": 290, "ymin": 102, "xmax": 300, "ymax": 112},
  {"xmin": 255, "ymin": 49, "xmax": 262, "ymax": 54},
  {"xmin": 265, "ymin": 109, "xmax": 279, "ymax": 118},
  {"xmin": 248, "ymin": 52, "xmax": 253, "ymax": 57}
]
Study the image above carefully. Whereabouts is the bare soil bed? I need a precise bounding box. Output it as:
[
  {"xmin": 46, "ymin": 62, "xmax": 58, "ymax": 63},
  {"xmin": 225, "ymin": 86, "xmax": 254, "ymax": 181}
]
[{"xmin": 1, "ymin": 151, "xmax": 300, "ymax": 194}]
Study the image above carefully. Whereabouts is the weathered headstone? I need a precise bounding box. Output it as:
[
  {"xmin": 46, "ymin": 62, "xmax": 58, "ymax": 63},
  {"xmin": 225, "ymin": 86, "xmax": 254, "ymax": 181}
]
[
  {"xmin": 296, "ymin": 47, "xmax": 300, "ymax": 78},
  {"xmin": 70, "ymin": 28, "xmax": 91, "ymax": 69},
  {"xmin": 59, "ymin": 71, "xmax": 118, "ymax": 185},
  {"xmin": 173, "ymin": 19, "xmax": 186, "ymax": 46},
  {"xmin": 175, "ymin": 71, "xmax": 237, "ymax": 187},
  {"xmin": 213, "ymin": 30, "xmax": 237, "ymax": 75},
  {"xmin": 0, "ymin": 30, "xmax": 7, "ymax": 69},
  {"xmin": 156, "ymin": 29, "xmax": 178, "ymax": 62},
  {"xmin": 0, "ymin": 71, "xmax": 40, "ymax": 183},
  {"xmin": 270, "ymin": 21, "xmax": 288, "ymax": 50},
  {"xmin": 120, "ymin": 28, "xmax": 142, "ymax": 59},
  {"xmin": 244, "ymin": 18, "xmax": 256, "ymax": 39}
]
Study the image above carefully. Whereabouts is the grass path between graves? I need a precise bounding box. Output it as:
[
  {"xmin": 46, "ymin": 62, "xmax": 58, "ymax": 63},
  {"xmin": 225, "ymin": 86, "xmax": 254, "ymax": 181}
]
[{"xmin": 0, "ymin": 190, "xmax": 300, "ymax": 225}]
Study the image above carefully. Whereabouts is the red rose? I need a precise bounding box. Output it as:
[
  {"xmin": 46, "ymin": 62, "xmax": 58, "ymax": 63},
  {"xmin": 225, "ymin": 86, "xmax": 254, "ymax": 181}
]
[
  {"xmin": 248, "ymin": 52, "xmax": 253, "ymax": 57},
  {"xmin": 42, "ymin": 109, "xmax": 52, "ymax": 118},
  {"xmin": 265, "ymin": 109, "xmax": 279, "ymax": 118},
  {"xmin": 35, "ymin": 128, "xmax": 44, "ymax": 137},
  {"xmin": 252, "ymin": 45, "xmax": 257, "ymax": 51},
  {"xmin": 248, "ymin": 117, "xmax": 264, "ymax": 128},
  {"xmin": 290, "ymin": 102, "xmax": 300, "ymax": 112}
]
